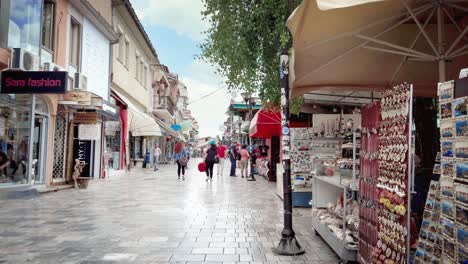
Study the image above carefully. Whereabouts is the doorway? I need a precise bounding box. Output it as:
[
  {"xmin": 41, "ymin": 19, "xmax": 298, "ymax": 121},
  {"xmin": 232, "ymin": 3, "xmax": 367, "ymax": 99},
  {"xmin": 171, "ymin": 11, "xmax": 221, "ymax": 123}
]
[{"xmin": 32, "ymin": 115, "xmax": 48, "ymax": 184}]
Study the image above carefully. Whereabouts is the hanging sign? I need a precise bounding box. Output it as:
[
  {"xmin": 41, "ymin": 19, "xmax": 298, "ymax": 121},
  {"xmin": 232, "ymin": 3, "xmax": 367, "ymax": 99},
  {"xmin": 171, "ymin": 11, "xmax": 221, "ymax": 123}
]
[
  {"xmin": 74, "ymin": 112, "xmax": 98, "ymax": 124},
  {"xmin": 1, "ymin": 71, "xmax": 67, "ymax": 94},
  {"xmin": 78, "ymin": 124, "xmax": 100, "ymax": 140}
]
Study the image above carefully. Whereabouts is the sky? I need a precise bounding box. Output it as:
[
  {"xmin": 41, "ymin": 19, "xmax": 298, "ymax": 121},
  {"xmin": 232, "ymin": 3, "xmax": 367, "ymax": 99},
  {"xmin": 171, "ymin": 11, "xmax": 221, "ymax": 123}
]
[{"xmin": 131, "ymin": 0, "xmax": 236, "ymax": 138}]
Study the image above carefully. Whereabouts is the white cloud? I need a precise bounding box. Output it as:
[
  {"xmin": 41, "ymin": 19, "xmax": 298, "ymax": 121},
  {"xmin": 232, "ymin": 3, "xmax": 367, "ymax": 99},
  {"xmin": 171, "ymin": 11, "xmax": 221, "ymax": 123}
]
[
  {"xmin": 133, "ymin": 0, "xmax": 208, "ymax": 41},
  {"xmin": 181, "ymin": 61, "xmax": 231, "ymax": 138}
]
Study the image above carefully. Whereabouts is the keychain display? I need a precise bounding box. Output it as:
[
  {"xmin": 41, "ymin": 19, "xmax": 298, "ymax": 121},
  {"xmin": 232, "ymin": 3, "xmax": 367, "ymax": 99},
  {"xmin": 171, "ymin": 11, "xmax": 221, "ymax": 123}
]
[{"xmin": 374, "ymin": 84, "xmax": 412, "ymax": 264}]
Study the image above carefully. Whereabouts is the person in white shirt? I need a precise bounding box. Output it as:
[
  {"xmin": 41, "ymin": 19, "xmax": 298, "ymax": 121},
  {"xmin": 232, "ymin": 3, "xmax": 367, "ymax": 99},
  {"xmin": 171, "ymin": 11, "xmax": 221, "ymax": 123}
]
[{"xmin": 153, "ymin": 144, "xmax": 162, "ymax": 171}]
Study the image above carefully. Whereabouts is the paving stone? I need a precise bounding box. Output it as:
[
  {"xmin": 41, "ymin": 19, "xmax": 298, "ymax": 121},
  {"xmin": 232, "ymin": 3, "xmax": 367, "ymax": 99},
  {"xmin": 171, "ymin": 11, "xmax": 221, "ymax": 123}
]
[{"xmin": 0, "ymin": 160, "xmax": 338, "ymax": 263}]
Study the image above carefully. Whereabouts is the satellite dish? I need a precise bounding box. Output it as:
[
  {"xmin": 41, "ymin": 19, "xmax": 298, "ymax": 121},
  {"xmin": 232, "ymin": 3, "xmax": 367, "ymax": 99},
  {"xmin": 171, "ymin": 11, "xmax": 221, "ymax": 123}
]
[{"xmin": 231, "ymin": 91, "xmax": 238, "ymax": 99}]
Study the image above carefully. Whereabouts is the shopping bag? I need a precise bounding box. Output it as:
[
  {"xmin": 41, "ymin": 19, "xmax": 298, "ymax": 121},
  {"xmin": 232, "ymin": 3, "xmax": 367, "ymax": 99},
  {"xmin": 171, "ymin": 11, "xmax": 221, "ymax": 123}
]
[{"xmin": 198, "ymin": 162, "xmax": 206, "ymax": 172}]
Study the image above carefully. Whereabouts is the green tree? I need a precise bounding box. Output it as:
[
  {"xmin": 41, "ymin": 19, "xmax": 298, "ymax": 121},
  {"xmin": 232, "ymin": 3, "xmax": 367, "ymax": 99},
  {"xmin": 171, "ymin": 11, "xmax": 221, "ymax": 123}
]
[{"xmin": 199, "ymin": 0, "xmax": 301, "ymax": 110}]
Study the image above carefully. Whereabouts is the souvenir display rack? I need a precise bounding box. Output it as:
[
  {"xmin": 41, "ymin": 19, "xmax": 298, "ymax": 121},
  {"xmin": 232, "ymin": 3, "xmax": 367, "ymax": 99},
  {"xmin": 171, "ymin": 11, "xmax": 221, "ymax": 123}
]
[
  {"xmin": 357, "ymin": 84, "xmax": 414, "ymax": 264},
  {"xmin": 358, "ymin": 102, "xmax": 380, "ymax": 264},
  {"xmin": 310, "ymin": 132, "xmax": 360, "ymax": 262},
  {"xmin": 414, "ymin": 80, "xmax": 468, "ymax": 264}
]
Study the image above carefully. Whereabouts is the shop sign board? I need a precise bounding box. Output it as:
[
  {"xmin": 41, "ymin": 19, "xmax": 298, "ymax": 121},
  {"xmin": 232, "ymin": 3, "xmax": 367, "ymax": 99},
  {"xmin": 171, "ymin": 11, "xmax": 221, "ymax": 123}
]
[
  {"xmin": 0, "ymin": 71, "xmax": 67, "ymax": 94},
  {"xmin": 78, "ymin": 124, "xmax": 101, "ymax": 140},
  {"xmin": 59, "ymin": 91, "xmax": 92, "ymax": 105},
  {"xmin": 98, "ymin": 100, "xmax": 119, "ymax": 120},
  {"xmin": 73, "ymin": 139, "xmax": 92, "ymax": 177},
  {"xmin": 74, "ymin": 112, "xmax": 98, "ymax": 124}
]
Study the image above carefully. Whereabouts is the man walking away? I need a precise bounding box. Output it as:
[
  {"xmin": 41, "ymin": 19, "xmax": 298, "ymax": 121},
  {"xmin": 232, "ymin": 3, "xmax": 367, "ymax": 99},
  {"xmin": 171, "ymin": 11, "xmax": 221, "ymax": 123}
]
[
  {"xmin": 229, "ymin": 142, "xmax": 238, "ymax": 177},
  {"xmin": 153, "ymin": 144, "xmax": 161, "ymax": 172},
  {"xmin": 216, "ymin": 142, "xmax": 227, "ymax": 176}
]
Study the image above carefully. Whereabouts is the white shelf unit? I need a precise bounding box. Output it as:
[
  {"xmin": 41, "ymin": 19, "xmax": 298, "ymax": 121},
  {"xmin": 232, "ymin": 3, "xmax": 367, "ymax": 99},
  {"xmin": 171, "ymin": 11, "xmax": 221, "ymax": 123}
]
[{"xmin": 311, "ymin": 131, "xmax": 360, "ymax": 263}]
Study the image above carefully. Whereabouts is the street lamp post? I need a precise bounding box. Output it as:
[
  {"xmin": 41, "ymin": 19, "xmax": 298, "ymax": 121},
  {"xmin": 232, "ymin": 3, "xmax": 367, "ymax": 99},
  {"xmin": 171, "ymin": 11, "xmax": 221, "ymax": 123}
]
[
  {"xmin": 242, "ymin": 92, "xmax": 256, "ymax": 182},
  {"xmin": 273, "ymin": 50, "xmax": 304, "ymax": 256}
]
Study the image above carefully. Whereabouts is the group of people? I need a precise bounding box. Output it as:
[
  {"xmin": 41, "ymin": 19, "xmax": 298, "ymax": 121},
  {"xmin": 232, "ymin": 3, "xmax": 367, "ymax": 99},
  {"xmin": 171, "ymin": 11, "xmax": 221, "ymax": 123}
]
[{"xmin": 152, "ymin": 141, "xmax": 263, "ymax": 182}]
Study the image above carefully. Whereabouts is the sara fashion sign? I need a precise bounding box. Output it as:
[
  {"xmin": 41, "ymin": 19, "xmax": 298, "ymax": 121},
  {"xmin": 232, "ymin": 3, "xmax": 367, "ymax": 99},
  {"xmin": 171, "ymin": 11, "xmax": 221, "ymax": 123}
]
[{"xmin": 0, "ymin": 71, "xmax": 67, "ymax": 94}]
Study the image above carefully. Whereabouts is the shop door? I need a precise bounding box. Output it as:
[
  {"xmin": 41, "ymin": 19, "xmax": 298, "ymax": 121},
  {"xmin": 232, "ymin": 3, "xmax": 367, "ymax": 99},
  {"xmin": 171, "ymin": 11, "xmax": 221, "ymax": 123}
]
[
  {"xmin": 32, "ymin": 115, "xmax": 48, "ymax": 184},
  {"xmin": 270, "ymin": 136, "xmax": 280, "ymax": 182}
]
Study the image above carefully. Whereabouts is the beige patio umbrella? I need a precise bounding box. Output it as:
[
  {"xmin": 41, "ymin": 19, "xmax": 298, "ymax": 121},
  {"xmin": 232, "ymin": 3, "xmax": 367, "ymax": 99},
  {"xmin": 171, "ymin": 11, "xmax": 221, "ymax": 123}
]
[{"xmin": 287, "ymin": 0, "xmax": 468, "ymax": 98}]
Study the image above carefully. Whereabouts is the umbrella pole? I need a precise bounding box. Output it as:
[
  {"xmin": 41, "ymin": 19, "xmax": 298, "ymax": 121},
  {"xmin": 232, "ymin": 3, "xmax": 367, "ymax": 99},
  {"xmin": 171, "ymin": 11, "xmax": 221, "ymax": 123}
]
[{"xmin": 437, "ymin": 4, "xmax": 446, "ymax": 82}]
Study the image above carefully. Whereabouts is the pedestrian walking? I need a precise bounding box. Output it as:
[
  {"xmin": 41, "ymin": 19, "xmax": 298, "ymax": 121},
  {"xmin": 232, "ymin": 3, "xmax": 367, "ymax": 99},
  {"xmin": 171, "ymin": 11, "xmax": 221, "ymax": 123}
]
[
  {"xmin": 216, "ymin": 142, "xmax": 227, "ymax": 176},
  {"xmin": 173, "ymin": 142, "xmax": 188, "ymax": 180},
  {"xmin": 153, "ymin": 144, "xmax": 161, "ymax": 172},
  {"xmin": 239, "ymin": 144, "xmax": 250, "ymax": 178},
  {"xmin": 229, "ymin": 142, "xmax": 238, "ymax": 177},
  {"xmin": 204, "ymin": 143, "xmax": 218, "ymax": 182}
]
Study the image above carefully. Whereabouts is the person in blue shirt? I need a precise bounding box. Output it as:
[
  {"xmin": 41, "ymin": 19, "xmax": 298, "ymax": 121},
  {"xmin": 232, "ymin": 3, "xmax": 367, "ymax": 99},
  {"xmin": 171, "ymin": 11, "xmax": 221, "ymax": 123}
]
[
  {"xmin": 173, "ymin": 142, "xmax": 188, "ymax": 180},
  {"xmin": 229, "ymin": 141, "xmax": 238, "ymax": 177}
]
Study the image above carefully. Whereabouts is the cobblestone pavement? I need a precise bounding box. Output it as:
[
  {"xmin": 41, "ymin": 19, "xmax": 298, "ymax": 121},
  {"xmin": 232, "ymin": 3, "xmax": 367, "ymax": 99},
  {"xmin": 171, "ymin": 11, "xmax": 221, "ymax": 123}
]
[{"xmin": 0, "ymin": 159, "xmax": 339, "ymax": 264}]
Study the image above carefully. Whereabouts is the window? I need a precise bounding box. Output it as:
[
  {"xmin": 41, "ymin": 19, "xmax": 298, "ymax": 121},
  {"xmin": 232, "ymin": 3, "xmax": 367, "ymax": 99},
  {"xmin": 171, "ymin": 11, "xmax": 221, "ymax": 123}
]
[
  {"xmin": 135, "ymin": 53, "xmax": 140, "ymax": 79},
  {"xmin": 117, "ymin": 27, "xmax": 124, "ymax": 62},
  {"xmin": 7, "ymin": 0, "xmax": 42, "ymax": 55},
  {"xmin": 41, "ymin": 0, "xmax": 55, "ymax": 51},
  {"xmin": 143, "ymin": 65, "xmax": 148, "ymax": 87},
  {"xmin": 69, "ymin": 18, "xmax": 81, "ymax": 68},
  {"xmin": 139, "ymin": 60, "xmax": 144, "ymax": 83},
  {"xmin": 124, "ymin": 38, "xmax": 130, "ymax": 66}
]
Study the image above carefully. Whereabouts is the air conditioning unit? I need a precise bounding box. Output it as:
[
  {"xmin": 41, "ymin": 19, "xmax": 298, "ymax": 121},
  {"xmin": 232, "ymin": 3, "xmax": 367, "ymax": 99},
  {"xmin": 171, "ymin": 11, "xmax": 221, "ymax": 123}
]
[
  {"xmin": 12, "ymin": 48, "xmax": 40, "ymax": 71},
  {"xmin": 74, "ymin": 72, "xmax": 88, "ymax": 91},
  {"xmin": 43, "ymin": 62, "xmax": 66, "ymax": 72}
]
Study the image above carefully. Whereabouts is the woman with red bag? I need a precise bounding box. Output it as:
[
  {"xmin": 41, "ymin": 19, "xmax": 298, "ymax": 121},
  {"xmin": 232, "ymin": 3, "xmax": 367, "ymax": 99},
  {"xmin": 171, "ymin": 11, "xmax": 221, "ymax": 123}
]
[
  {"xmin": 173, "ymin": 142, "xmax": 188, "ymax": 180},
  {"xmin": 204, "ymin": 143, "xmax": 218, "ymax": 182}
]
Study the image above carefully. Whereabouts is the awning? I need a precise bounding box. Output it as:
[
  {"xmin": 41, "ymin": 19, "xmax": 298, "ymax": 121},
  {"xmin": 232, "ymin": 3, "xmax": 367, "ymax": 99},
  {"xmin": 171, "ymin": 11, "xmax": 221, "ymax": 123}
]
[
  {"xmin": 249, "ymin": 108, "xmax": 281, "ymax": 138},
  {"xmin": 113, "ymin": 90, "xmax": 162, "ymax": 137},
  {"xmin": 287, "ymin": 0, "xmax": 468, "ymax": 98}
]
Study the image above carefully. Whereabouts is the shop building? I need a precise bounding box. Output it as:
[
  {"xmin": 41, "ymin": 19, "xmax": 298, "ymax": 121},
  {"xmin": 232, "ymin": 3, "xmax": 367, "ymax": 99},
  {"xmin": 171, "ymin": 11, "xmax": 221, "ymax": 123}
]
[
  {"xmin": 0, "ymin": 0, "xmax": 70, "ymax": 189},
  {"xmin": 110, "ymin": 0, "xmax": 162, "ymax": 170},
  {"xmin": 49, "ymin": 0, "xmax": 119, "ymax": 183}
]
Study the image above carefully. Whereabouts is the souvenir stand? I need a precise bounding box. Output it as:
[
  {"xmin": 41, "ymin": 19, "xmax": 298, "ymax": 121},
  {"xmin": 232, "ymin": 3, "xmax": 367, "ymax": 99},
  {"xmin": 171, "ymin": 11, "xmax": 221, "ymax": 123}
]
[
  {"xmin": 289, "ymin": 128, "xmax": 315, "ymax": 207},
  {"xmin": 309, "ymin": 112, "xmax": 361, "ymax": 263},
  {"xmin": 414, "ymin": 79, "xmax": 468, "ymax": 264},
  {"xmin": 358, "ymin": 84, "xmax": 414, "ymax": 264}
]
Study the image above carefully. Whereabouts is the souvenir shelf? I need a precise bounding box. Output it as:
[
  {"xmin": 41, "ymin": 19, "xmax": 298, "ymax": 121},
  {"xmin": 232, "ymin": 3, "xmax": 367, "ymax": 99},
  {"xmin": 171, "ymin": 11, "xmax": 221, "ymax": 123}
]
[{"xmin": 311, "ymin": 132, "xmax": 360, "ymax": 263}]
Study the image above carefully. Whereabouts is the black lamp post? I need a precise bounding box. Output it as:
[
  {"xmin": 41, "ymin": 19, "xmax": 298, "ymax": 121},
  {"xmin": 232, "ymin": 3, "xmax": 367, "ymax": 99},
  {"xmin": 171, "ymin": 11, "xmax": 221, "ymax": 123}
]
[{"xmin": 242, "ymin": 92, "xmax": 256, "ymax": 181}]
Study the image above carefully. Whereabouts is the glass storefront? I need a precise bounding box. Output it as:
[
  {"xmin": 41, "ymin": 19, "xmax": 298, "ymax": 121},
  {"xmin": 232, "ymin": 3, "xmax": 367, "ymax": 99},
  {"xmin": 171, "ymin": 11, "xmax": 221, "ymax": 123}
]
[
  {"xmin": 0, "ymin": 94, "xmax": 32, "ymax": 185},
  {"xmin": 105, "ymin": 121, "xmax": 121, "ymax": 170}
]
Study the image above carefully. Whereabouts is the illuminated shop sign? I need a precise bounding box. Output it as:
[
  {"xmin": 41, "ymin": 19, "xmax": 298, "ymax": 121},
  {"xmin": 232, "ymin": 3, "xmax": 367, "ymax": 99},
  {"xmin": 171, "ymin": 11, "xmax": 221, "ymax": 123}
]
[{"xmin": 0, "ymin": 71, "xmax": 67, "ymax": 94}]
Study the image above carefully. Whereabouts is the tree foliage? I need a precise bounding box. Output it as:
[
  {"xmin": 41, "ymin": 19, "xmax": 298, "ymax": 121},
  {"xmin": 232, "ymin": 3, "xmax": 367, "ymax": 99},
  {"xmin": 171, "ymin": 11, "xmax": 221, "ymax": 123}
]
[{"xmin": 199, "ymin": 0, "xmax": 301, "ymax": 107}]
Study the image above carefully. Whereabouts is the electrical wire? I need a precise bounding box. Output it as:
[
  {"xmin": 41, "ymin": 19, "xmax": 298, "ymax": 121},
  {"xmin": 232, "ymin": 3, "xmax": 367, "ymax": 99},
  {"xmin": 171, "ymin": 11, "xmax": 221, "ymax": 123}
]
[{"xmin": 187, "ymin": 85, "xmax": 227, "ymax": 105}]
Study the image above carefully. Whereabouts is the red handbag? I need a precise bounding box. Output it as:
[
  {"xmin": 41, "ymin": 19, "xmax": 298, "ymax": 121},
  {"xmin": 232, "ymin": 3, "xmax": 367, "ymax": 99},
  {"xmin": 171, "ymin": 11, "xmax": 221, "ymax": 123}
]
[{"xmin": 198, "ymin": 162, "xmax": 206, "ymax": 172}]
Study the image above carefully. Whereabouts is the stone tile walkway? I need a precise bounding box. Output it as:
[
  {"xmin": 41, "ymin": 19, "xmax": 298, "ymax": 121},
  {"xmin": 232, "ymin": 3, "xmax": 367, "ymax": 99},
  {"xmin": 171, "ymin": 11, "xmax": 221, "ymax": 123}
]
[{"xmin": 0, "ymin": 159, "xmax": 339, "ymax": 264}]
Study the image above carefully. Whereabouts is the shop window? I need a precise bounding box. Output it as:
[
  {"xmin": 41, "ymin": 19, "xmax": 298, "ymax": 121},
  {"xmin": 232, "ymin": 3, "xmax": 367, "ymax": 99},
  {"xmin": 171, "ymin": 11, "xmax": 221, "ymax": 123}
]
[
  {"xmin": 35, "ymin": 97, "xmax": 48, "ymax": 114},
  {"xmin": 41, "ymin": 0, "xmax": 55, "ymax": 52},
  {"xmin": 69, "ymin": 18, "xmax": 81, "ymax": 68},
  {"xmin": 7, "ymin": 0, "xmax": 42, "ymax": 55},
  {"xmin": 0, "ymin": 94, "xmax": 33, "ymax": 186}
]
